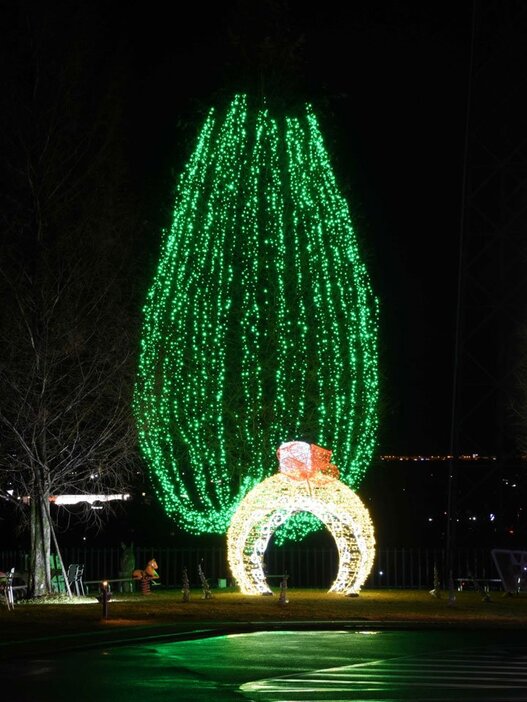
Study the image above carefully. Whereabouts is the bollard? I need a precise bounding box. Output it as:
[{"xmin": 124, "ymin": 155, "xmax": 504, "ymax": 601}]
[
  {"xmin": 278, "ymin": 573, "xmax": 289, "ymax": 606},
  {"xmin": 99, "ymin": 580, "xmax": 111, "ymax": 619}
]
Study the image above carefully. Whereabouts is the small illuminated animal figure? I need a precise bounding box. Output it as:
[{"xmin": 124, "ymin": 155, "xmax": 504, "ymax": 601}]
[{"xmin": 132, "ymin": 558, "xmax": 160, "ymax": 584}]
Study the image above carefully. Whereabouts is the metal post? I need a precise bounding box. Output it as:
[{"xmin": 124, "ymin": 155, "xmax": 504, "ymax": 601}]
[
  {"xmin": 100, "ymin": 580, "xmax": 110, "ymax": 619},
  {"xmin": 278, "ymin": 572, "xmax": 289, "ymax": 606}
]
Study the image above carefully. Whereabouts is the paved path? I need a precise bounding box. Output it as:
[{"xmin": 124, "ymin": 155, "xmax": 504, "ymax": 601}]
[
  {"xmin": 241, "ymin": 637, "xmax": 527, "ymax": 700},
  {"xmin": 2, "ymin": 627, "xmax": 527, "ymax": 701}
]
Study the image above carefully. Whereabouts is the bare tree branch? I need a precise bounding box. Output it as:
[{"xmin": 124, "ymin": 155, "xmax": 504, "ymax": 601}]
[{"xmin": 0, "ymin": 3, "xmax": 143, "ymax": 595}]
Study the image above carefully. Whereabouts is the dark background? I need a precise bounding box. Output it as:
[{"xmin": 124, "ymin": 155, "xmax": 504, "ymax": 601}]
[
  {"xmin": 118, "ymin": 0, "xmax": 471, "ymax": 456},
  {"xmin": 118, "ymin": 0, "xmax": 478, "ymax": 549},
  {"xmin": 3, "ymin": 1, "xmax": 524, "ymax": 552},
  {"xmin": 1, "ymin": 0, "xmax": 472, "ymax": 453}
]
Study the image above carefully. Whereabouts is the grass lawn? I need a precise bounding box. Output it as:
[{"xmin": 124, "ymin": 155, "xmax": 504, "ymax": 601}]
[{"xmin": 2, "ymin": 586, "xmax": 526, "ymax": 653}]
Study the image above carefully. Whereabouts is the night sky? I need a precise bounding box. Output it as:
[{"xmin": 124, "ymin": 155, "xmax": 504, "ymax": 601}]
[
  {"xmin": 120, "ymin": 0, "xmax": 472, "ymax": 455},
  {"xmin": 2, "ymin": 0, "xmax": 473, "ymax": 457}
]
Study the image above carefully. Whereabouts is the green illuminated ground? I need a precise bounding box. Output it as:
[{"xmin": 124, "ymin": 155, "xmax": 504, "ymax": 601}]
[
  {"xmin": 1, "ymin": 589, "xmax": 526, "ymax": 661},
  {"xmin": 3, "ymin": 629, "xmax": 527, "ymax": 701}
]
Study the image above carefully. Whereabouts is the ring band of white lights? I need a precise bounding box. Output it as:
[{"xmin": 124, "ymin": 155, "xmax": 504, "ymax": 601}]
[{"xmin": 227, "ymin": 442, "xmax": 375, "ymax": 596}]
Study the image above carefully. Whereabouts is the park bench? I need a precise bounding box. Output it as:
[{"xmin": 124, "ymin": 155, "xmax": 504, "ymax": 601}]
[
  {"xmin": 455, "ymin": 577, "xmax": 502, "ymax": 592},
  {"xmin": 84, "ymin": 577, "xmax": 137, "ymax": 594}
]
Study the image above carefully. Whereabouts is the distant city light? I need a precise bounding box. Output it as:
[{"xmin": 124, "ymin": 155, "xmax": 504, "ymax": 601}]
[{"xmin": 380, "ymin": 454, "xmax": 501, "ymax": 462}]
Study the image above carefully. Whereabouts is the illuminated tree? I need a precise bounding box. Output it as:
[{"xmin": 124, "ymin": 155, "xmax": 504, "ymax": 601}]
[{"xmin": 134, "ymin": 94, "xmax": 379, "ymax": 540}]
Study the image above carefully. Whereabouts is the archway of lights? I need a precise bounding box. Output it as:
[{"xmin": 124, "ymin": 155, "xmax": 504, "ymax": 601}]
[
  {"xmin": 227, "ymin": 441, "xmax": 375, "ymax": 595},
  {"xmin": 134, "ymin": 94, "xmax": 379, "ymax": 540}
]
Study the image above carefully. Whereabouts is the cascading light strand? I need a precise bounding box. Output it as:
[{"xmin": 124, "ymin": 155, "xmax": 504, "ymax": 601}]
[
  {"xmin": 265, "ymin": 114, "xmax": 290, "ymax": 451},
  {"xmin": 306, "ymin": 109, "xmax": 379, "ymax": 485},
  {"xmin": 134, "ymin": 95, "xmax": 379, "ymax": 539},
  {"xmin": 284, "ymin": 117, "xmax": 309, "ymax": 438},
  {"xmin": 239, "ymin": 108, "xmax": 265, "ymax": 486}
]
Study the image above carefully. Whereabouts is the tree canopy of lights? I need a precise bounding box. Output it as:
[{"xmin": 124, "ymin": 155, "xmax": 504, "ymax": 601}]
[{"xmin": 134, "ymin": 94, "xmax": 379, "ymax": 540}]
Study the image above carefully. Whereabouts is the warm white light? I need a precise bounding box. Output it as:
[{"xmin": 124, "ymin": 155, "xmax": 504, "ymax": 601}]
[
  {"xmin": 50, "ymin": 494, "xmax": 130, "ymax": 505},
  {"xmin": 227, "ymin": 444, "xmax": 375, "ymax": 597}
]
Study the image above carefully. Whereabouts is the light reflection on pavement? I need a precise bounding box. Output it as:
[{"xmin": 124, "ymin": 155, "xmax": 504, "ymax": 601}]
[{"xmin": 3, "ymin": 629, "xmax": 527, "ymax": 701}]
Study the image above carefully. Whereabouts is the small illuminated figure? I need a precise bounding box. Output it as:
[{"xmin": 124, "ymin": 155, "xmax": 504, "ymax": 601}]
[
  {"xmin": 132, "ymin": 558, "xmax": 160, "ymax": 595},
  {"xmin": 227, "ymin": 441, "xmax": 375, "ymax": 596}
]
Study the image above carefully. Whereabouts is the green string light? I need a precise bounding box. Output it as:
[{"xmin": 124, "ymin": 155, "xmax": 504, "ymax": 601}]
[{"xmin": 134, "ymin": 94, "xmax": 379, "ymax": 541}]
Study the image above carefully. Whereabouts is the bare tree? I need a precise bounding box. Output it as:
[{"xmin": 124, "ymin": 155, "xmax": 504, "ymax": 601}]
[
  {"xmin": 0, "ymin": 3, "xmax": 141, "ymax": 596},
  {"xmin": 0, "ymin": 251, "xmax": 139, "ymax": 595}
]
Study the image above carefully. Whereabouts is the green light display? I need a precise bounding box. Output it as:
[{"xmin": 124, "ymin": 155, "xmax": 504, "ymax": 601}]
[{"xmin": 134, "ymin": 94, "xmax": 379, "ymax": 540}]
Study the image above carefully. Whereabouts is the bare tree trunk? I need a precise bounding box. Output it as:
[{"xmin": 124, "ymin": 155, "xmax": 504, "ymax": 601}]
[
  {"xmin": 0, "ymin": 5, "xmax": 141, "ymax": 595},
  {"xmin": 29, "ymin": 492, "xmax": 51, "ymax": 597},
  {"xmin": 48, "ymin": 507, "xmax": 72, "ymax": 598}
]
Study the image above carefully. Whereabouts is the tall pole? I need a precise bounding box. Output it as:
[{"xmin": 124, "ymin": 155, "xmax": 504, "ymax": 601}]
[{"xmin": 446, "ymin": 0, "xmax": 477, "ymax": 605}]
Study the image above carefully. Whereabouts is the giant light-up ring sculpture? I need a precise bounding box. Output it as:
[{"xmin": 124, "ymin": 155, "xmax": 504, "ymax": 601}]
[{"xmin": 227, "ymin": 442, "xmax": 375, "ymax": 596}]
